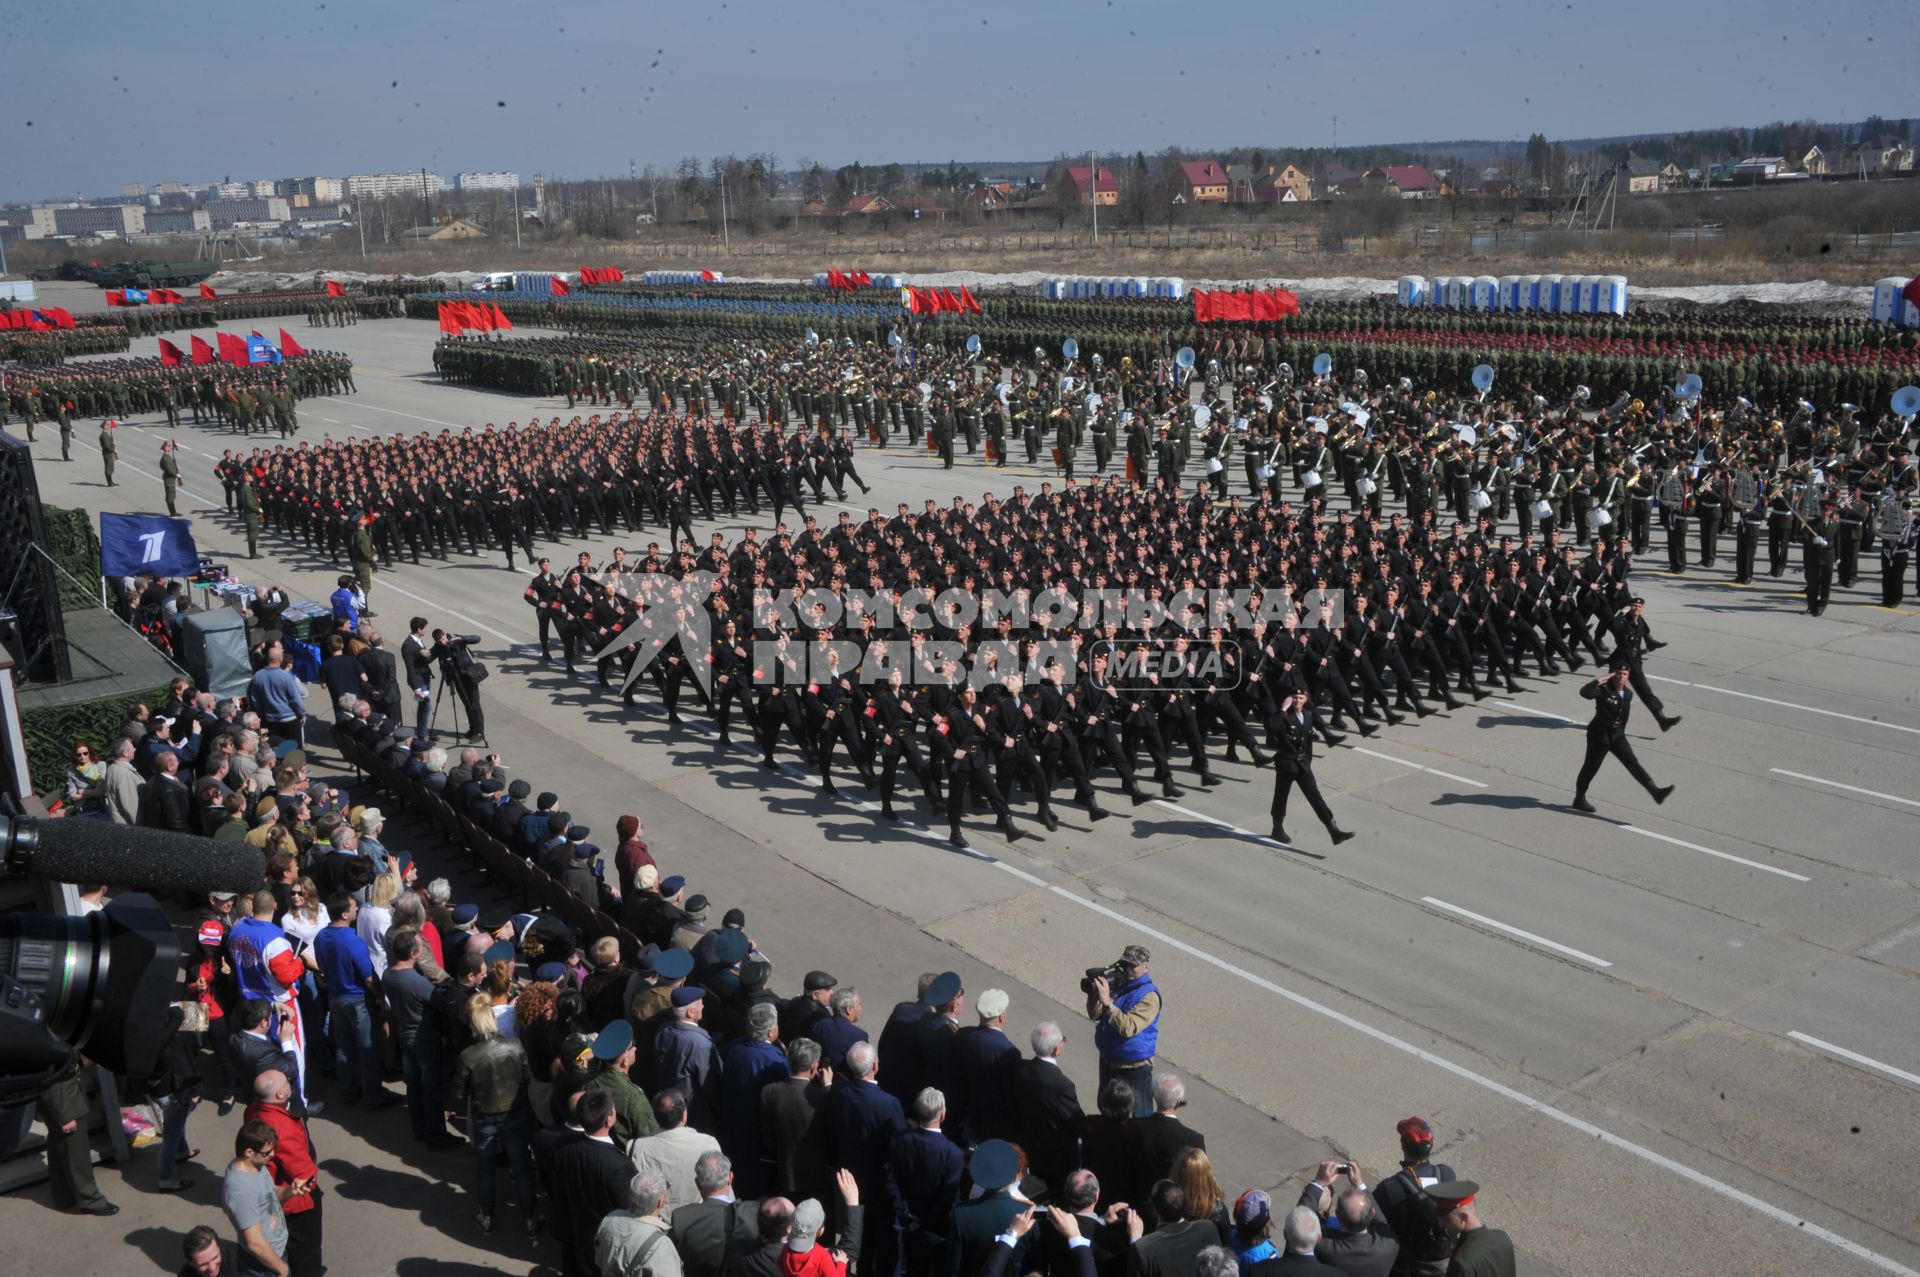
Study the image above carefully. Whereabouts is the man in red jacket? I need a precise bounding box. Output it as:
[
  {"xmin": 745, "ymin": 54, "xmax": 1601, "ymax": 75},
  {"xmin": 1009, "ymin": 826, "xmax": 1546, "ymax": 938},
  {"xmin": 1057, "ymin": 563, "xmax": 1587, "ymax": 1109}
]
[{"xmin": 243, "ymin": 1070, "xmax": 322, "ymax": 1277}]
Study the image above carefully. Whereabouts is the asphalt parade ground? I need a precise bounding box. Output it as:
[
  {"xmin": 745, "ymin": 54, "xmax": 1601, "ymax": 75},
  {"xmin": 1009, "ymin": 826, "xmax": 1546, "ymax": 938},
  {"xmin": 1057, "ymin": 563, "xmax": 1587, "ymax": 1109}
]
[{"xmin": 8, "ymin": 312, "xmax": 1919, "ymax": 1277}]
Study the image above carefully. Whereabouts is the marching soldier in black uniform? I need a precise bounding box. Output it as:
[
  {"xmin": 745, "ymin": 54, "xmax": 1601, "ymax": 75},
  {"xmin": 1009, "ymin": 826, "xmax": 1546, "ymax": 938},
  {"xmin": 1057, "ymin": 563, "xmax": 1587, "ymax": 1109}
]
[
  {"xmin": 1269, "ymin": 689, "xmax": 1354, "ymax": 847},
  {"xmin": 1571, "ymin": 660, "xmax": 1675, "ymax": 814}
]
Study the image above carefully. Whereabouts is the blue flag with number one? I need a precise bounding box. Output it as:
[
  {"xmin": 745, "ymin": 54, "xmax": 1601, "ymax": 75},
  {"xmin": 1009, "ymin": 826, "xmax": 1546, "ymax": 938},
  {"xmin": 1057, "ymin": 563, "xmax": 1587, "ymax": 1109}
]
[{"xmin": 100, "ymin": 512, "xmax": 201, "ymax": 577}]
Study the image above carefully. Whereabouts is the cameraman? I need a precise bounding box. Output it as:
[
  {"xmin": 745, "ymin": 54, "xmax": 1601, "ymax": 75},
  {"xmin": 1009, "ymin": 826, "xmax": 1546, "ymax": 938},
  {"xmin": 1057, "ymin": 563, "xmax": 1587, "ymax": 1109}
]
[
  {"xmin": 428, "ymin": 629, "xmax": 487, "ymax": 741},
  {"xmin": 1084, "ymin": 943, "xmax": 1161, "ymax": 1117}
]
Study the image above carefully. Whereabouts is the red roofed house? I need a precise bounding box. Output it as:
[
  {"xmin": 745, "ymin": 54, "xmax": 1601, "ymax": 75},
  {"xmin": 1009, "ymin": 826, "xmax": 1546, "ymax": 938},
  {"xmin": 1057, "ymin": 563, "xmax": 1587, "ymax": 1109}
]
[
  {"xmin": 1065, "ymin": 165, "xmax": 1119, "ymax": 206},
  {"xmin": 1177, "ymin": 160, "xmax": 1230, "ymax": 202},
  {"xmin": 962, "ymin": 183, "xmax": 1007, "ymax": 214},
  {"xmin": 845, "ymin": 193, "xmax": 896, "ymax": 215},
  {"xmin": 1369, "ymin": 165, "xmax": 1438, "ymax": 198}
]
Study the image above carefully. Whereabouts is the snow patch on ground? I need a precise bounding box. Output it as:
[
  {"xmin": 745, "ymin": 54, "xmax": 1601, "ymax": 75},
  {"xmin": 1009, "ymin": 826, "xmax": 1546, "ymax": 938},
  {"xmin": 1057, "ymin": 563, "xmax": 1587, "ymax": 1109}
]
[{"xmin": 206, "ymin": 267, "xmax": 1876, "ymax": 312}]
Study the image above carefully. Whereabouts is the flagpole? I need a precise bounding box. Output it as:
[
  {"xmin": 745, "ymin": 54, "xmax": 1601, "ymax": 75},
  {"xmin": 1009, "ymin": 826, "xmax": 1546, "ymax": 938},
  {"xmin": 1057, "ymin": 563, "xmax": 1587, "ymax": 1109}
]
[{"xmin": 1090, "ymin": 149, "xmax": 1098, "ymax": 247}]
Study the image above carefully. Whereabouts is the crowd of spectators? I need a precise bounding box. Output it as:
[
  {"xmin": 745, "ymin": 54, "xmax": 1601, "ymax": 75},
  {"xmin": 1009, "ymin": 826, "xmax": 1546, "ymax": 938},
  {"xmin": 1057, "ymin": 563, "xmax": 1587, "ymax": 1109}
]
[{"xmin": 43, "ymin": 621, "xmax": 1513, "ymax": 1277}]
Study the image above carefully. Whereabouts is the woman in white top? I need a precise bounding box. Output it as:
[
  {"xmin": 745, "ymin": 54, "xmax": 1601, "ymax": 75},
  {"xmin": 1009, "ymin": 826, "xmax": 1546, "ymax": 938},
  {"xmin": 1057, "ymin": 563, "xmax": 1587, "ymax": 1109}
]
[{"xmin": 357, "ymin": 872, "xmax": 402, "ymax": 978}]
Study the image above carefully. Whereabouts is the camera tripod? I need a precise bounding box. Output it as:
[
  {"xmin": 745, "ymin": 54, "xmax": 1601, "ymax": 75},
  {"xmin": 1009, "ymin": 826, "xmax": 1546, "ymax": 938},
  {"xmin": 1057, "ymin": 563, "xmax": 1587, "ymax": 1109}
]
[{"xmin": 430, "ymin": 667, "xmax": 488, "ymax": 747}]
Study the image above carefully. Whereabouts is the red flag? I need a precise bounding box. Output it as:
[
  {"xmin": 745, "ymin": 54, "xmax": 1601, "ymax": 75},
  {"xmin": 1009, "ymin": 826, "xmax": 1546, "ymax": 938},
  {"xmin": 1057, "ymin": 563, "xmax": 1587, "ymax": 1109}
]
[
  {"xmin": 279, "ymin": 328, "xmax": 308, "ymax": 357},
  {"xmin": 191, "ymin": 335, "xmax": 216, "ymax": 364},
  {"xmin": 1192, "ymin": 289, "xmax": 1211, "ymax": 323},
  {"xmin": 550, "ymin": 276, "xmax": 571, "ymax": 297},
  {"xmin": 608, "ymin": 267, "xmax": 624, "ymax": 282},
  {"xmin": 158, "ymin": 338, "xmax": 184, "ymax": 366},
  {"xmin": 153, "ymin": 288, "xmax": 180, "ymax": 304},
  {"xmin": 854, "ymin": 271, "xmax": 871, "ymax": 288},
  {"xmin": 489, "ymin": 302, "xmax": 512, "ymax": 331},
  {"xmin": 927, "ymin": 287, "xmax": 946, "ymax": 314},
  {"xmin": 50, "ymin": 307, "xmax": 75, "ymax": 329},
  {"xmin": 437, "ymin": 302, "xmax": 464, "ymax": 334},
  {"xmin": 1270, "ymin": 287, "xmax": 1300, "ymax": 317},
  {"xmin": 1224, "ymin": 291, "xmax": 1255, "ymax": 322},
  {"xmin": 1249, "ymin": 290, "xmax": 1275, "ymax": 322},
  {"xmin": 700, "ymin": 270, "xmax": 716, "ymax": 282},
  {"xmin": 199, "ymin": 282, "xmax": 217, "ymax": 300},
  {"xmin": 325, "ymin": 280, "xmax": 345, "ymax": 297},
  {"xmin": 0, "ymin": 311, "xmax": 14, "ymax": 329},
  {"xmin": 579, "ymin": 267, "xmax": 596, "ymax": 285},
  {"xmin": 828, "ymin": 270, "xmax": 845, "ymax": 290},
  {"xmin": 217, "ymin": 332, "xmax": 247, "ymax": 363},
  {"xmin": 959, "ymin": 285, "xmax": 982, "ymax": 314},
  {"xmin": 105, "ymin": 290, "xmax": 124, "ymax": 307},
  {"xmin": 467, "ymin": 301, "xmax": 495, "ymax": 331}
]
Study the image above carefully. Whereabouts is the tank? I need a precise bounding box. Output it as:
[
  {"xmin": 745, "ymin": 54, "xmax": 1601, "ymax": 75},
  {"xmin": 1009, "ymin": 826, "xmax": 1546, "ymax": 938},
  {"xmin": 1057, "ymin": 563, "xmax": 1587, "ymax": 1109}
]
[{"xmin": 1397, "ymin": 275, "xmax": 1426, "ymax": 307}]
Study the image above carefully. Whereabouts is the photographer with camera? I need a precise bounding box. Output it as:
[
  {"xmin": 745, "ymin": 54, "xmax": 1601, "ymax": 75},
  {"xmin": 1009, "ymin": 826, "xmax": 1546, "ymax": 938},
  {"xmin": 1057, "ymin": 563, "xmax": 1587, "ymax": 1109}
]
[
  {"xmin": 428, "ymin": 630, "xmax": 488, "ymax": 742},
  {"xmin": 1083, "ymin": 943, "xmax": 1161, "ymax": 1118}
]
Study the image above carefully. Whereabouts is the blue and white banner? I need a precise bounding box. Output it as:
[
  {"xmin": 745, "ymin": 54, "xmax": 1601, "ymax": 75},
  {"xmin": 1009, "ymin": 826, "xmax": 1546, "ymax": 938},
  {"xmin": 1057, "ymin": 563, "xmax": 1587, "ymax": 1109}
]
[
  {"xmin": 100, "ymin": 512, "xmax": 200, "ymax": 577},
  {"xmin": 246, "ymin": 335, "xmax": 283, "ymax": 365}
]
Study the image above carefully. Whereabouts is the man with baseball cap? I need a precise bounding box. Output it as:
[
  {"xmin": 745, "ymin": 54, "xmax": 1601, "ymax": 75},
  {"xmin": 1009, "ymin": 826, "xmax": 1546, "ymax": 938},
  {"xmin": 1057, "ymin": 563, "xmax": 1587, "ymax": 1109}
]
[{"xmin": 1086, "ymin": 944, "xmax": 1161, "ymax": 1117}]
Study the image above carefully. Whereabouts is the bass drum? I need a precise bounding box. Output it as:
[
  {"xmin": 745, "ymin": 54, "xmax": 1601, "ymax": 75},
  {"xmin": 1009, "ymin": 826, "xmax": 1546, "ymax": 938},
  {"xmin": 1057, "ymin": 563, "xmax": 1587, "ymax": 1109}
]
[
  {"xmin": 1530, "ymin": 498, "xmax": 1554, "ymax": 521},
  {"xmin": 1587, "ymin": 507, "xmax": 1614, "ymax": 529},
  {"xmin": 1301, "ymin": 468, "xmax": 1323, "ymax": 488},
  {"xmin": 1469, "ymin": 488, "xmax": 1492, "ymax": 512}
]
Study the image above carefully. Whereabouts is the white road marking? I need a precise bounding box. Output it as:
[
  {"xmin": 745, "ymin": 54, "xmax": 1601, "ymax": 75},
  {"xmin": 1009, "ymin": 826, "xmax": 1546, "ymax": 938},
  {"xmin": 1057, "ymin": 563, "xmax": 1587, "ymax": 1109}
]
[
  {"xmin": 1152, "ymin": 799, "xmax": 1295, "ymax": 849},
  {"xmin": 1492, "ymin": 698, "xmax": 1577, "ymax": 724},
  {"xmin": 1619, "ymin": 825, "xmax": 1811, "ymax": 882},
  {"xmin": 1787, "ymin": 1031, "xmax": 1920, "ymax": 1090},
  {"xmin": 1769, "ymin": 768, "xmax": 1920, "ymax": 811},
  {"xmin": 1348, "ymin": 745, "xmax": 1489, "ymax": 789},
  {"xmin": 1420, "ymin": 896, "xmax": 1614, "ymax": 967},
  {"xmin": 1862, "ymin": 919, "xmax": 1920, "ymax": 959},
  {"xmin": 1649, "ymin": 677, "xmax": 1920, "ymax": 737},
  {"xmin": 1029, "ymin": 877, "xmax": 1914, "ymax": 1274},
  {"xmin": 315, "ymin": 397, "xmax": 467, "ymax": 429}
]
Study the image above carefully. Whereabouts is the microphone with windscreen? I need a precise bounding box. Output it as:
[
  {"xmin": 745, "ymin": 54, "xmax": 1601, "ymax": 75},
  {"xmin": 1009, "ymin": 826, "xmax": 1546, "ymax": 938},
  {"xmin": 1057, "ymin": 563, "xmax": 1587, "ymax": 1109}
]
[{"xmin": 2, "ymin": 815, "xmax": 265, "ymax": 895}]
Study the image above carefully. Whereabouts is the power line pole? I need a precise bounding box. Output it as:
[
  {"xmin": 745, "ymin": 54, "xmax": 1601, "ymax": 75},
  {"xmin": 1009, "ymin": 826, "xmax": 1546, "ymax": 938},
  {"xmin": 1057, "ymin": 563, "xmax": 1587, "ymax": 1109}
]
[
  {"xmin": 720, "ymin": 173, "xmax": 730, "ymax": 248},
  {"xmin": 512, "ymin": 183, "xmax": 522, "ymax": 251}
]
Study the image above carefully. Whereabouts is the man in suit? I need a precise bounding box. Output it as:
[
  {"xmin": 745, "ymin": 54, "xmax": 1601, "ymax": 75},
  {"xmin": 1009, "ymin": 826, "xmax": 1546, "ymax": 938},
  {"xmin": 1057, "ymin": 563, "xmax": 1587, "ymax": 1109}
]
[
  {"xmin": 1296, "ymin": 1163, "xmax": 1396, "ymax": 1277},
  {"xmin": 875, "ymin": 972, "xmax": 940, "ymax": 1106},
  {"xmin": 1012, "ymin": 1020, "xmax": 1084, "ymax": 1193},
  {"xmin": 726, "ymin": 1198, "xmax": 797, "ymax": 1277},
  {"xmin": 1123, "ymin": 1075, "xmax": 1205, "ymax": 1213},
  {"xmin": 1269, "ymin": 690, "xmax": 1354, "ymax": 847},
  {"xmin": 228, "ymin": 998, "xmax": 321, "ymax": 1119},
  {"xmin": 400, "ymin": 616, "xmax": 433, "ymax": 739},
  {"xmin": 824, "ymin": 1041, "xmax": 907, "ymax": 1277},
  {"xmin": 984, "ymin": 1205, "xmax": 1098, "ymax": 1277},
  {"xmin": 632, "ymin": 1090, "xmax": 724, "ymax": 1213},
  {"xmin": 913, "ymin": 971, "xmax": 965, "ymax": 1104},
  {"xmin": 1125, "ymin": 1181, "xmax": 1217, "ymax": 1277},
  {"xmin": 357, "ymin": 629, "xmax": 403, "ymax": 718},
  {"xmin": 761, "ymin": 1039, "xmax": 832, "ymax": 1204},
  {"xmin": 1043, "ymin": 1170, "xmax": 1130, "ymax": 1277},
  {"xmin": 672, "ymin": 1150, "xmax": 762, "ymax": 1277},
  {"xmin": 811, "ymin": 986, "xmax": 871, "ymax": 1076},
  {"xmin": 889, "ymin": 1087, "xmax": 963, "ymax": 1277},
  {"xmin": 1570, "ymin": 660, "xmax": 1675, "ymax": 814},
  {"xmin": 944, "ymin": 1139, "xmax": 1028, "ymax": 1277},
  {"xmin": 948, "ymin": 989, "xmax": 1020, "ymax": 1145},
  {"xmin": 1254, "ymin": 1207, "xmax": 1331, "ymax": 1274},
  {"xmin": 547, "ymin": 1089, "xmax": 635, "ymax": 1277}
]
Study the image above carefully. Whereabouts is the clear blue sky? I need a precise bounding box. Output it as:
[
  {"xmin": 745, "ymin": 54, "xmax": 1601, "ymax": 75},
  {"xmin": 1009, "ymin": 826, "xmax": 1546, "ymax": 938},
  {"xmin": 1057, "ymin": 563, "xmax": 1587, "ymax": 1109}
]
[{"xmin": 7, "ymin": 0, "xmax": 1913, "ymax": 201}]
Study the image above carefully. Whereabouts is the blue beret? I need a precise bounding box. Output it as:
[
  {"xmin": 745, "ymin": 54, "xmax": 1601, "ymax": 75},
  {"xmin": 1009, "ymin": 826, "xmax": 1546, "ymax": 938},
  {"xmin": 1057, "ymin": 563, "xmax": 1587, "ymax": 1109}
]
[
  {"xmin": 926, "ymin": 971, "xmax": 963, "ymax": 1006},
  {"xmin": 451, "ymin": 903, "xmax": 479, "ymax": 925},
  {"xmin": 654, "ymin": 948, "xmax": 694, "ymax": 981},
  {"xmin": 659, "ymin": 874, "xmax": 686, "ymax": 896},
  {"xmin": 671, "ymin": 985, "xmax": 705, "ymax": 1008},
  {"xmin": 484, "ymin": 940, "xmax": 515, "ymax": 966},
  {"xmin": 567, "ymin": 825, "xmax": 589, "ymax": 841},
  {"xmin": 970, "ymin": 1139, "xmax": 1020, "ymax": 1191},
  {"xmin": 712, "ymin": 929, "xmax": 749, "ymax": 964},
  {"xmin": 591, "ymin": 1019, "xmax": 634, "ymax": 1060}
]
